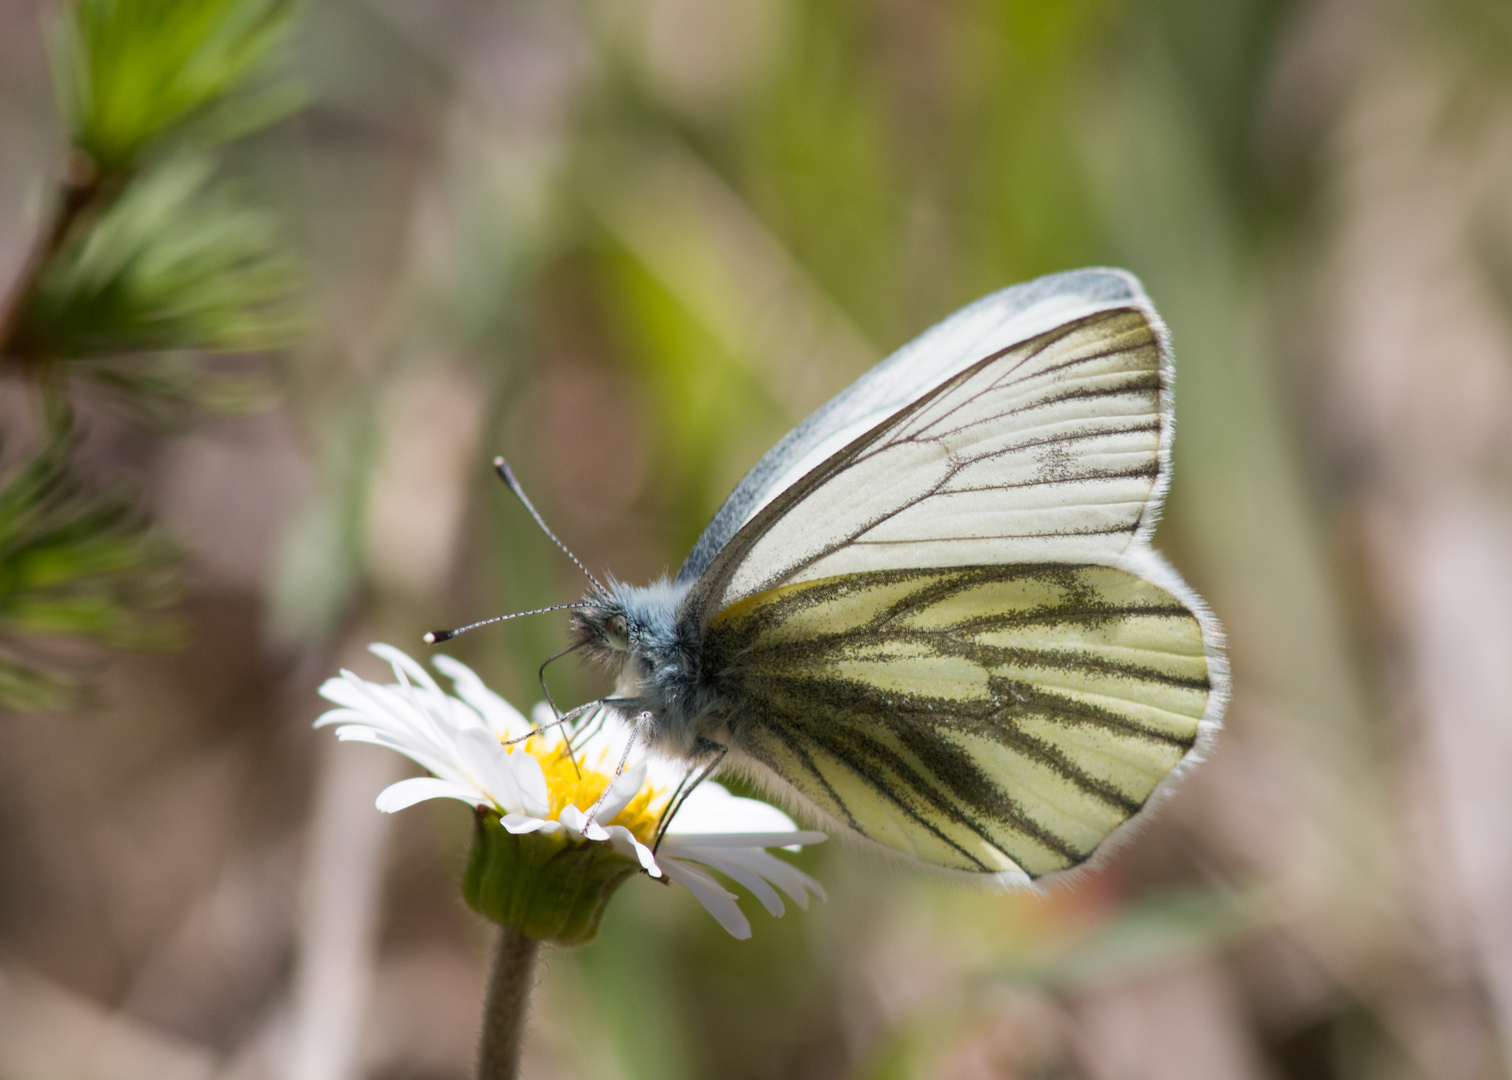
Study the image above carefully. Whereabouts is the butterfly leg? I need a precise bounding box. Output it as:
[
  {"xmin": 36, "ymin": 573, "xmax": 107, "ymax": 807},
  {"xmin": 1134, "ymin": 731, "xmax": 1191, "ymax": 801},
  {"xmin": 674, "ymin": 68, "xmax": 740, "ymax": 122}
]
[
  {"xmin": 652, "ymin": 738, "xmax": 729, "ymax": 853},
  {"xmin": 535, "ymin": 642, "xmax": 583, "ymax": 722},
  {"xmin": 583, "ymin": 710, "xmax": 653, "ymax": 828},
  {"xmin": 502, "ymin": 697, "xmax": 604, "ymax": 746},
  {"xmin": 570, "ymin": 697, "xmax": 641, "ymax": 757}
]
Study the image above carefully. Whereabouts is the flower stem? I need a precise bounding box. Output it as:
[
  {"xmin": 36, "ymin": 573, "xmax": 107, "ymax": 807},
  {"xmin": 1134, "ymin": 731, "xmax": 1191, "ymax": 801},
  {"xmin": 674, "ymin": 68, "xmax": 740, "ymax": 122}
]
[{"xmin": 478, "ymin": 925, "xmax": 540, "ymax": 1080}]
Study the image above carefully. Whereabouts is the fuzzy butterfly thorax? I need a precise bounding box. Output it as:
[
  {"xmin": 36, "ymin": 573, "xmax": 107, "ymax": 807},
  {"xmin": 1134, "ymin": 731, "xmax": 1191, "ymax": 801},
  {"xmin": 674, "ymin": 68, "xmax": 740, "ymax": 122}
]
[{"xmin": 571, "ymin": 578, "xmax": 730, "ymax": 758}]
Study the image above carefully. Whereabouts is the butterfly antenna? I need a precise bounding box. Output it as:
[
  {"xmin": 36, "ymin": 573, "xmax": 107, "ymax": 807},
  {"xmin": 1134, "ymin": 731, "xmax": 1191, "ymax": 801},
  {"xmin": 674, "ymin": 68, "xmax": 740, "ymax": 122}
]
[
  {"xmin": 493, "ymin": 457, "xmax": 606, "ymax": 594},
  {"xmin": 423, "ymin": 603, "xmax": 583, "ymax": 645}
]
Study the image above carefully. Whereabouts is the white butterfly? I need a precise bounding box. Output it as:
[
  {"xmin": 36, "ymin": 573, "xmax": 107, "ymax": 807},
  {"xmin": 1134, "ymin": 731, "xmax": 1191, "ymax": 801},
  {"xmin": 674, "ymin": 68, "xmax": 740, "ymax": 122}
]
[{"xmin": 480, "ymin": 269, "xmax": 1227, "ymax": 886}]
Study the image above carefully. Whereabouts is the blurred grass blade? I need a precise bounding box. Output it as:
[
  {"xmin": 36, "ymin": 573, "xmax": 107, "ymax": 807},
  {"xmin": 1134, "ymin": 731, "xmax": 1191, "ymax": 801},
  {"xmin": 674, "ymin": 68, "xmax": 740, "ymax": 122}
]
[
  {"xmin": 584, "ymin": 135, "xmax": 877, "ymax": 420},
  {"xmin": 0, "ymin": 437, "xmax": 184, "ymax": 712},
  {"xmin": 54, "ymin": 0, "xmax": 302, "ymax": 174}
]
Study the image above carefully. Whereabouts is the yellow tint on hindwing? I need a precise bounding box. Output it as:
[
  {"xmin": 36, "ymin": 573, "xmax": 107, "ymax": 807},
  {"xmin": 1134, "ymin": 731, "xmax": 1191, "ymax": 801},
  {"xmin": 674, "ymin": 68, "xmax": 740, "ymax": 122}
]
[{"xmin": 707, "ymin": 564, "xmax": 1212, "ymax": 877}]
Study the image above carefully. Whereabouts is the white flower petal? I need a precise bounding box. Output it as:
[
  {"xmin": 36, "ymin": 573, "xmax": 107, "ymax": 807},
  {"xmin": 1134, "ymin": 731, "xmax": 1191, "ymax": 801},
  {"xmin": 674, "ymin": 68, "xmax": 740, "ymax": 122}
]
[
  {"xmin": 570, "ymin": 706, "xmax": 625, "ymax": 759},
  {"xmin": 321, "ymin": 684, "xmax": 431, "ymax": 749},
  {"xmin": 531, "ymin": 702, "xmax": 562, "ymax": 744},
  {"xmin": 455, "ymin": 728, "xmax": 524, "ymax": 811},
  {"xmin": 336, "ymin": 676, "xmax": 449, "ymax": 757},
  {"xmin": 744, "ymin": 849, "xmax": 826, "ymax": 907},
  {"xmin": 595, "ymin": 761, "xmax": 647, "ymax": 824},
  {"xmin": 502, "ymin": 813, "xmax": 549, "ymax": 834},
  {"xmin": 660, "ymin": 857, "xmax": 750, "ymax": 939},
  {"xmin": 509, "ymin": 747, "xmax": 551, "ymax": 818},
  {"xmin": 433, "ymin": 655, "xmax": 532, "ymax": 739},
  {"xmin": 314, "ymin": 706, "xmax": 365, "ymax": 729},
  {"xmin": 370, "ymin": 643, "xmax": 444, "ymax": 695},
  {"xmin": 606, "ymin": 825, "xmax": 662, "ymax": 878},
  {"xmin": 665, "ymin": 843, "xmax": 826, "ymax": 909},
  {"xmin": 327, "ymin": 726, "xmax": 461, "ymax": 786},
  {"xmin": 316, "ymin": 674, "xmax": 373, "ymax": 712},
  {"xmin": 376, "ymin": 776, "xmax": 482, "ymax": 813},
  {"xmin": 321, "ymin": 677, "xmax": 389, "ymax": 726},
  {"xmin": 440, "ymin": 695, "xmax": 490, "ymax": 735},
  {"xmin": 664, "ymin": 782, "xmax": 801, "ymax": 835},
  {"xmin": 662, "ymin": 831, "xmax": 827, "ymax": 849},
  {"xmin": 638, "ymin": 752, "xmax": 687, "ymax": 790},
  {"xmin": 676, "ymin": 847, "xmax": 786, "ymax": 916},
  {"xmin": 558, "ymin": 804, "xmax": 610, "ymax": 842}
]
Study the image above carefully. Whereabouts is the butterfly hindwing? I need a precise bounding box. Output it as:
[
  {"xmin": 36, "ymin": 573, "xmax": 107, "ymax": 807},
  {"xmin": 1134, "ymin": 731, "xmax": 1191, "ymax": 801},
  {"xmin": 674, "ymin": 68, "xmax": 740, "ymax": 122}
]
[{"xmin": 707, "ymin": 564, "xmax": 1212, "ymax": 879}]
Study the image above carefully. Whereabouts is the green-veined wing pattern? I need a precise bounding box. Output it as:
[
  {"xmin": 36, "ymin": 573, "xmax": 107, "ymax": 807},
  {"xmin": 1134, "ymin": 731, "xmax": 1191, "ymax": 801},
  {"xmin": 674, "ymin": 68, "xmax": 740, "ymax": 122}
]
[{"xmin": 708, "ymin": 564, "xmax": 1212, "ymax": 877}]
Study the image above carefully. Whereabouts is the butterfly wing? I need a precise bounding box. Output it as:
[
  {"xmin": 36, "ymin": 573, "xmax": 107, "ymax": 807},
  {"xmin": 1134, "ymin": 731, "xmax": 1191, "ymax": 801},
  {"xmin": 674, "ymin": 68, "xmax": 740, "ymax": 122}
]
[
  {"xmin": 706, "ymin": 564, "xmax": 1213, "ymax": 881},
  {"xmin": 678, "ymin": 268, "xmax": 1166, "ymax": 588},
  {"xmin": 681, "ymin": 271, "xmax": 1225, "ymax": 882}
]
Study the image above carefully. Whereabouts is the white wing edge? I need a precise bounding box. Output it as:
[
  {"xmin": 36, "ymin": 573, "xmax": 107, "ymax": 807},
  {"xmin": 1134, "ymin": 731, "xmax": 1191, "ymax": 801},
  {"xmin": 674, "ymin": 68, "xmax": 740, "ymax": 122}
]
[
  {"xmin": 719, "ymin": 542, "xmax": 1228, "ymax": 890},
  {"xmin": 737, "ymin": 270, "xmax": 1176, "ymax": 550},
  {"xmin": 1023, "ymin": 544, "xmax": 1229, "ymax": 893}
]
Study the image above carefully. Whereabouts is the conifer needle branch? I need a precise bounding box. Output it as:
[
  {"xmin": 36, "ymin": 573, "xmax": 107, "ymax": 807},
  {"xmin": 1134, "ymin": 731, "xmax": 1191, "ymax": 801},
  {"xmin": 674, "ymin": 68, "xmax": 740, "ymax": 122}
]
[{"xmin": 0, "ymin": 153, "xmax": 104, "ymax": 366}]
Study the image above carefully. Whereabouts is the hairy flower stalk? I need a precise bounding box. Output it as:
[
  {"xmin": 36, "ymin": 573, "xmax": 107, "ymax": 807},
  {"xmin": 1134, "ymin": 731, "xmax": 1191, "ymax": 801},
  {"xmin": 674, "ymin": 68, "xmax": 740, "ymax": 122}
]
[
  {"xmin": 316, "ymin": 645, "xmax": 827, "ymax": 1079},
  {"xmin": 478, "ymin": 925, "xmax": 537, "ymax": 1080}
]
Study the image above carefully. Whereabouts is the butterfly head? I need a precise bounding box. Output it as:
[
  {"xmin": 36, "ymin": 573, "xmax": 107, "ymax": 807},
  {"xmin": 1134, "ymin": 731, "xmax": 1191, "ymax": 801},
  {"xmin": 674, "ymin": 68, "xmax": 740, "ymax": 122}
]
[
  {"xmin": 570, "ymin": 598, "xmax": 631, "ymax": 664},
  {"xmin": 570, "ymin": 577, "xmax": 697, "ymax": 685}
]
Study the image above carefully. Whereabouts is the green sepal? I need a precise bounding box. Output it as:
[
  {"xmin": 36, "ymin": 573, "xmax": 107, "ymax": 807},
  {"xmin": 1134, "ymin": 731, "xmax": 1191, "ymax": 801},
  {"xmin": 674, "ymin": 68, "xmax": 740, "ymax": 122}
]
[{"xmin": 463, "ymin": 811, "xmax": 639, "ymax": 946}]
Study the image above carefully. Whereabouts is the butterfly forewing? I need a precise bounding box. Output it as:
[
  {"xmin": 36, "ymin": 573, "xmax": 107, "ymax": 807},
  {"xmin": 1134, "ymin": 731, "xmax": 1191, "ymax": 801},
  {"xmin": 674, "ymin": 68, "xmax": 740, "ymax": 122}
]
[
  {"xmin": 695, "ymin": 309, "xmax": 1170, "ymax": 618},
  {"xmin": 678, "ymin": 269, "xmax": 1166, "ymax": 586},
  {"xmin": 708, "ymin": 565, "xmax": 1212, "ymax": 878}
]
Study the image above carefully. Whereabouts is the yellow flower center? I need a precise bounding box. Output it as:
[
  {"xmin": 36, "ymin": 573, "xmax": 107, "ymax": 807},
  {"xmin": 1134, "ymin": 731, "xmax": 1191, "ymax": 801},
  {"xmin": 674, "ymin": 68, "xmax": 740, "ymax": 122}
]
[{"xmin": 516, "ymin": 737, "xmax": 664, "ymax": 846}]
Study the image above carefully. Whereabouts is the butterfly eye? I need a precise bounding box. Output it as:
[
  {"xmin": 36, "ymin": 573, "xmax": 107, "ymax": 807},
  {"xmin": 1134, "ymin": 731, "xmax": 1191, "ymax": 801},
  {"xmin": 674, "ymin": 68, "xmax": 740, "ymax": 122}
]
[{"xmin": 604, "ymin": 614, "xmax": 630, "ymax": 650}]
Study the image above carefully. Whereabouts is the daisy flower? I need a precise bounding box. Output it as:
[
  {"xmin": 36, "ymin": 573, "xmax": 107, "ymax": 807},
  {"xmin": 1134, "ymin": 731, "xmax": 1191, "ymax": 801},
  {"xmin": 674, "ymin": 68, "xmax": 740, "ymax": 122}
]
[{"xmin": 315, "ymin": 644, "xmax": 826, "ymax": 940}]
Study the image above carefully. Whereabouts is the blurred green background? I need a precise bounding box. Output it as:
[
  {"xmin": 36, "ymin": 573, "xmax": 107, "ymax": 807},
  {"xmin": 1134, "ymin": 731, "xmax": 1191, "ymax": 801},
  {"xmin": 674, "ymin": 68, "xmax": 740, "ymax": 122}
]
[{"xmin": 2, "ymin": 0, "xmax": 1512, "ymax": 1078}]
